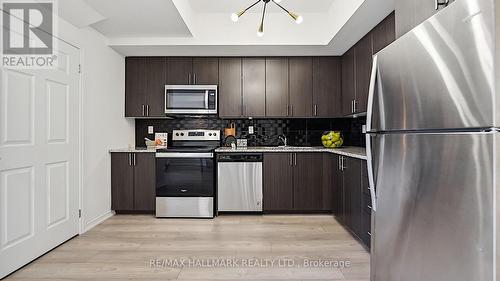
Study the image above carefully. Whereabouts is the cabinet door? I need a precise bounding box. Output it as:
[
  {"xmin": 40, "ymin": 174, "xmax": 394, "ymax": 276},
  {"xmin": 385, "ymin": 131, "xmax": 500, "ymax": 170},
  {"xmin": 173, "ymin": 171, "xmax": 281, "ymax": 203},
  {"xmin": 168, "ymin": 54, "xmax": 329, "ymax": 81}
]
[
  {"xmin": 111, "ymin": 153, "xmax": 134, "ymax": 211},
  {"xmin": 145, "ymin": 57, "xmax": 167, "ymax": 117},
  {"xmin": 343, "ymin": 157, "xmax": 363, "ymax": 237},
  {"xmin": 125, "ymin": 57, "xmax": 147, "ymax": 117},
  {"xmin": 263, "ymin": 153, "xmax": 293, "ymax": 211},
  {"xmin": 219, "ymin": 58, "xmax": 242, "ymax": 118},
  {"xmin": 372, "ymin": 12, "xmax": 396, "ymax": 54},
  {"xmin": 133, "ymin": 153, "xmax": 156, "ymax": 211},
  {"xmin": 289, "ymin": 57, "xmax": 313, "ymax": 117},
  {"xmin": 293, "ymin": 153, "xmax": 323, "ymax": 211},
  {"xmin": 313, "ymin": 57, "xmax": 342, "ymax": 118},
  {"xmin": 354, "ymin": 34, "xmax": 373, "ymax": 113},
  {"xmin": 193, "ymin": 57, "xmax": 219, "ymax": 85},
  {"xmin": 341, "ymin": 48, "xmax": 356, "ymax": 116},
  {"xmin": 265, "ymin": 58, "xmax": 289, "ymax": 117},
  {"xmin": 242, "ymin": 58, "xmax": 266, "ymax": 117},
  {"xmin": 324, "ymin": 154, "xmax": 344, "ymax": 217},
  {"xmin": 167, "ymin": 57, "xmax": 193, "ymax": 85}
]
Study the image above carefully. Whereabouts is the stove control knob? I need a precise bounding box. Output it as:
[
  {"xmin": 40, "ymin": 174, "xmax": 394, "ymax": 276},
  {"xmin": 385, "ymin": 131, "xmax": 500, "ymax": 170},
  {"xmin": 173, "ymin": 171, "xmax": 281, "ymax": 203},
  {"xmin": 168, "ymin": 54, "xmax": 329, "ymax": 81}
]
[
  {"xmin": 208, "ymin": 133, "xmax": 212, "ymax": 136},
  {"xmin": 175, "ymin": 133, "xmax": 179, "ymax": 136},
  {"xmin": 180, "ymin": 133, "xmax": 185, "ymax": 136},
  {"xmin": 213, "ymin": 133, "xmax": 217, "ymax": 136}
]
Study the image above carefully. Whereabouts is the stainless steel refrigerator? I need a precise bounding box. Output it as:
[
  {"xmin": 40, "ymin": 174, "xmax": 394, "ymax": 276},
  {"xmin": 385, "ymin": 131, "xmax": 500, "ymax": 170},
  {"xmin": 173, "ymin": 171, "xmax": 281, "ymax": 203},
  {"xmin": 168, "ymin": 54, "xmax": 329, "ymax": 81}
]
[{"xmin": 366, "ymin": 0, "xmax": 499, "ymax": 280}]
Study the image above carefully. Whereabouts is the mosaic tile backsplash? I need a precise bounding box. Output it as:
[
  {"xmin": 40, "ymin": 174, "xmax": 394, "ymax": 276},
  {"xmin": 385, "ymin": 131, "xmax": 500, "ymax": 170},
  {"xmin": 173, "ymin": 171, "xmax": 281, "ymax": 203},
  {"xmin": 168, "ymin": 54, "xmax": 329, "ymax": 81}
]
[{"xmin": 136, "ymin": 117, "xmax": 366, "ymax": 148}]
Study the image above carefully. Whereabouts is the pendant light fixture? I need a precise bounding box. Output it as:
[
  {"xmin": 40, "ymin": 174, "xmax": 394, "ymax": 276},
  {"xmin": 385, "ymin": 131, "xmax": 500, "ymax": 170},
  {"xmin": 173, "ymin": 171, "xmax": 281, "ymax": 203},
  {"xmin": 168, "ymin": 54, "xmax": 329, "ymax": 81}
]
[{"xmin": 231, "ymin": 0, "xmax": 303, "ymax": 37}]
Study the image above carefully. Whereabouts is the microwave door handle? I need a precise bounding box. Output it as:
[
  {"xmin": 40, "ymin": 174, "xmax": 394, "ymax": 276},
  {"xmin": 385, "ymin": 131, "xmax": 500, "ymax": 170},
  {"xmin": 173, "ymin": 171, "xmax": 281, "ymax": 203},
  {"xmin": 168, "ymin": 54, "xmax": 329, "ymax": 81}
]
[{"xmin": 205, "ymin": 90, "xmax": 209, "ymax": 109}]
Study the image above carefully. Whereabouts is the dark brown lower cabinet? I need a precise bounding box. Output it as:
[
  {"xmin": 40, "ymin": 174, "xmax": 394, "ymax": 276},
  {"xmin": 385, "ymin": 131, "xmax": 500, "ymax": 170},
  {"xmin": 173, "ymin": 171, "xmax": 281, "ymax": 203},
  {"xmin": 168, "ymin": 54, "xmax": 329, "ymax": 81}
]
[
  {"xmin": 293, "ymin": 153, "xmax": 323, "ymax": 210},
  {"xmin": 263, "ymin": 153, "xmax": 325, "ymax": 212},
  {"xmin": 325, "ymin": 154, "xmax": 370, "ymax": 249},
  {"xmin": 111, "ymin": 152, "xmax": 156, "ymax": 212},
  {"xmin": 343, "ymin": 156, "xmax": 363, "ymax": 238},
  {"xmin": 263, "ymin": 153, "xmax": 293, "ymax": 211}
]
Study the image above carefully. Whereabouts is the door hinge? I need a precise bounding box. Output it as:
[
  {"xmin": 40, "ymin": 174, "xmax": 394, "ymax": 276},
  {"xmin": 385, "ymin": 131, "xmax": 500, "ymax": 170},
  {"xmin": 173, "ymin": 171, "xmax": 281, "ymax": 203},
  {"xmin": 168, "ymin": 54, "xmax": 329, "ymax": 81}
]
[
  {"xmin": 78, "ymin": 209, "xmax": 82, "ymax": 218},
  {"xmin": 78, "ymin": 64, "xmax": 82, "ymax": 74}
]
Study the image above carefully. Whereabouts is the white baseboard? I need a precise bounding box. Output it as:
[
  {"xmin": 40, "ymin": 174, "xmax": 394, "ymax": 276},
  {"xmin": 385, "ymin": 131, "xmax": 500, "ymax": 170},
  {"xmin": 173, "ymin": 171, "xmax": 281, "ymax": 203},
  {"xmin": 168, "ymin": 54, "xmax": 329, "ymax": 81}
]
[{"xmin": 81, "ymin": 210, "xmax": 115, "ymax": 234}]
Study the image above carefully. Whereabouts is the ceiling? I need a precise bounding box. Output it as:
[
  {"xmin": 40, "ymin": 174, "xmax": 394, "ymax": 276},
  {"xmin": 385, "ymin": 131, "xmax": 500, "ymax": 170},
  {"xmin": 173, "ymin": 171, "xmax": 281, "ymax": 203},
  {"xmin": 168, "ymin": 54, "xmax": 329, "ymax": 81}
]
[{"xmin": 58, "ymin": 0, "xmax": 395, "ymax": 56}]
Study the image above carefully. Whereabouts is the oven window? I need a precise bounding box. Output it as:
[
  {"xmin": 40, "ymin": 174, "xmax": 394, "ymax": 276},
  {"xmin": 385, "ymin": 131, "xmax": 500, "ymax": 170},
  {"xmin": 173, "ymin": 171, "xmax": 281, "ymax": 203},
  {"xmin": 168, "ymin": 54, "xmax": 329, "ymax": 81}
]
[
  {"xmin": 156, "ymin": 158, "xmax": 214, "ymax": 197},
  {"xmin": 166, "ymin": 90, "xmax": 206, "ymax": 109}
]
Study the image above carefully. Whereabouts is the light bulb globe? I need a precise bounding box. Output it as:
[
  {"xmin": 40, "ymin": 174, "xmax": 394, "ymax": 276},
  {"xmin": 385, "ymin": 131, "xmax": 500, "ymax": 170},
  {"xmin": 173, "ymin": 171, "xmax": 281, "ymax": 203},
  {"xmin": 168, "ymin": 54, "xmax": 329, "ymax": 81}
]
[{"xmin": 231, "ymin": 13, "xmax": 239, "ymax": 22}]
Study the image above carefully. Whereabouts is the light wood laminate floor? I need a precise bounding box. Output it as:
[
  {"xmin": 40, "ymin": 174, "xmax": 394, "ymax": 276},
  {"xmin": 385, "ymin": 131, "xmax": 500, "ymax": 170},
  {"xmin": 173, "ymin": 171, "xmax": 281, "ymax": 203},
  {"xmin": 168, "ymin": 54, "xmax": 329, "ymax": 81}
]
[{"xmin": 6, "ymin": 215, "xmax": 370, "ymax": 281}]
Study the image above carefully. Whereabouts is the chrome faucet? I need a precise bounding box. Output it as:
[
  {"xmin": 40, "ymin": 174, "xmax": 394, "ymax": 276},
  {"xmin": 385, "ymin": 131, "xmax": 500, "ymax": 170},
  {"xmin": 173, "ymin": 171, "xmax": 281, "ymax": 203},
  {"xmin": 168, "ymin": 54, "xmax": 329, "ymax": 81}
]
[{"xmin": 278, "ymin": 135, "xmax": 288, "ymax": 147}]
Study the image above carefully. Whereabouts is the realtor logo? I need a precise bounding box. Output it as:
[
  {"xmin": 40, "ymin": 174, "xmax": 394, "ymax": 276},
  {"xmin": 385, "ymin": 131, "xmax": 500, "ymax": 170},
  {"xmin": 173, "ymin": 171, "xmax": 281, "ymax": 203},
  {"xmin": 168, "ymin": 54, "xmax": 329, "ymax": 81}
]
[{"xmin": 1, "ymin": 0, "xmax": 57, "ymax": 68}]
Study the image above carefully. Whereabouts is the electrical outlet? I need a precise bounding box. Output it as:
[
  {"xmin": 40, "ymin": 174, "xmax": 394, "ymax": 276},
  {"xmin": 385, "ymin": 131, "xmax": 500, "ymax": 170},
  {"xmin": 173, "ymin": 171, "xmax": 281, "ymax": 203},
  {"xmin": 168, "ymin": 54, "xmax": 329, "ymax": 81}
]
[
  {"xmin": 248, "ymin": 126, "xmax": 254, "ymax": 134},
  {"xmin": 148, "ymin": 126, "xmax": 154, "ymax": 134}
]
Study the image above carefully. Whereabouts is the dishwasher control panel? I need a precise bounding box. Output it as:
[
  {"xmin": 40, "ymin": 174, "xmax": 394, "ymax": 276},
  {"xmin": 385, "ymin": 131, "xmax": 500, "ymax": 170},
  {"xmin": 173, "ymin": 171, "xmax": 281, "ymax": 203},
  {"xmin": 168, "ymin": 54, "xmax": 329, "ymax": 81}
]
[{"xmin": 217, "ymin": 153, "xmax": 263, "ymax": 162}]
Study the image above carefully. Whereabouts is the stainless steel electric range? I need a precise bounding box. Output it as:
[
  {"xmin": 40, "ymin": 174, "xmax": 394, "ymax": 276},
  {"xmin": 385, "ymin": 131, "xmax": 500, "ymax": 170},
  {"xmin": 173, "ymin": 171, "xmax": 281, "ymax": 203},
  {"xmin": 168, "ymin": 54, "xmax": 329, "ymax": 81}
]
[{"xmin": 155, "ymin": 129, "xmax": 220, "ymax": 218}]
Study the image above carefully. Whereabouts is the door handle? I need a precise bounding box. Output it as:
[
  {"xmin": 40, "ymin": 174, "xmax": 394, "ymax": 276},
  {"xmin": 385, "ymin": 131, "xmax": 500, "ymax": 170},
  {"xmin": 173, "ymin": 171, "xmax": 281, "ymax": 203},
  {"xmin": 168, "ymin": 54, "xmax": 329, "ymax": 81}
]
[
  {"xmin": 293, "ymin": 153, "xmax": 297, "ymax": 166},
  {"xmin": 133, "ymin": 153, "xmax": 136, "ymax": 166},
  {"xmin": 142, "ymin": 104, "xmax": 145, "ymax": 116},
  {"xmin": 193, "ymin": 73, "xmax": 197, "ymax": 84},
  {"xmin": 180, "ymin": 189, "xmax": 188, "ymax": 193},
  {"xmin": 128, "ymin": 153, "xmax": 132, "ymax": 166},
  {"xmin": 353, "ymin": 100, "xmax": 357, "ymax": 113},
  {"xmin": 366, "ymin": 55, "xmax": 378, "ymax": 133},
  {"xmin": 286, "ymin": 104, "xmax": 290, "ymax": 117},
  {"xmin": 291, "ymin": 105, "xmax": 294, "ymax": 116},
  {"xmin": 314, "ymin": 104, "xmax": 318, "ymax": 116},
  {"xmin": 366, "ymin": 134, "xmax": 377, "ymax": 212},
  {"xmin": 146, "ymin": 105, "xmax": 150, "ymax": 116},
  {"xmin": 289, "ymin": 153, "xmax": 293, "ymax": 166}
]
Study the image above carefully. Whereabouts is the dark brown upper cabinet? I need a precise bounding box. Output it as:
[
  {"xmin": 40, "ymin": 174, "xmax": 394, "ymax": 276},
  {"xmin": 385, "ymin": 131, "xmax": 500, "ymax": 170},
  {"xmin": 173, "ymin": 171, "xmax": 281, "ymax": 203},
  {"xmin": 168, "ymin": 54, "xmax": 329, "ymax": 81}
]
[
  {"xmin": 167, "ymin": 57, "xmax": 219, "ymax": 85},
  {"xmin": 354, "ymin": 34, "xmax": 373, "ymax": 114},
  {"xmin": 313, "ymin": 57, "xmax": 342, "ymax": 118},
  {"xmin": 372, "ymin": 12, "xmax": 396, "ymax": 54},
  {"xmin": 396, "ymin": 0, "xmax": 454, "ymax": 38},
  {"xmin": 218, "ymin": 57, "xmax": 242, "ymax": 118},
  {"xmin": 341, "ymin": 48, "xmax": 356, "ymax": 116},
  {"xmin": 145, "ymin": 57, "xmax": 167, "ymax": 117},
  {"xmin": 125, "ymin": 57, "xmax": 166, "ymax": 118},
  {"xmin": 289, "ymin": 57, "xmax": 313, "ymax": 117},
  {"xmin": 265, "ymin": 58, "xmax": 289, "ymax": 117},
  {"xmin": 192, "ymin": 57, "xmax": 219, "ymax": 85},
  {"xmin": 341, "ymin": 12, "xmax": 395, "ymax": 116},
  {"xmin": 242, "ymin": 58, "xmax": 266, "ymax": 117},
  {"xmin": 167, "ymin": 57, "xmax": 192, "ymax": 85},
  {"xmin": 125, "ymin": 57, "xmax": 146, "ymax": 117}
]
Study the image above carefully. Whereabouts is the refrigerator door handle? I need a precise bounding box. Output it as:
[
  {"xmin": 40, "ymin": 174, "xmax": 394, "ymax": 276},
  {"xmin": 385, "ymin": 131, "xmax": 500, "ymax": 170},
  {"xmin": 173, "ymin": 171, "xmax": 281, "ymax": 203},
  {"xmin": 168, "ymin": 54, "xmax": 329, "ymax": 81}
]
[
  {"xmin": 366, "ymin": 133, "xmax": 377, "ymax": 212},
  {"xmin": 366, "ymin": 55, "xmax": 378, "ymax": 133}
]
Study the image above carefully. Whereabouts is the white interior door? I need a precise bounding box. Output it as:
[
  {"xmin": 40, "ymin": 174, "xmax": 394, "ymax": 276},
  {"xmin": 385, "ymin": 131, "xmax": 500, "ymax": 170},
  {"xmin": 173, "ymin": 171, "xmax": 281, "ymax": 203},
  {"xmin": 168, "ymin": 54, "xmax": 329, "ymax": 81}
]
[{"xmin": 0, "ymin": 39, "xmax": 80, "ymax": 278}]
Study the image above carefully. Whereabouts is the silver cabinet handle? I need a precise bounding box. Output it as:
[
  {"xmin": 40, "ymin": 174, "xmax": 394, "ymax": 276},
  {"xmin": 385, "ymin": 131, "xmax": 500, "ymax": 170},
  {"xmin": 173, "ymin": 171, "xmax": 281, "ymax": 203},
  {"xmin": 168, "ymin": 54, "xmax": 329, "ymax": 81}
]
[
  {"xmin": 354, "ymin": 100, "xmax": 358, "ymax": 113},
  {"xmin": 291, "ymin": 105, "xmax": 294, "ymax": 116},
  {"xmin": 293, "ymin": 153, "xmax": 297, "ymax": 166},
  {"xmin": 146, "ymin": 105, "xmax": 150, "ymax": 116},
  {"xmin": 188, "ymin": 73, "xmax": 191, "ymax": 84},
  {"xmin": 289, "ymin": 153, "xmax": 293, "ymax": 166},
  {"xmin": 142, "ymin": 104, "xmax": 145, "ymax": 116},
  {"xmin": 314, "ymin": 104, "xmax": 318, "ymax": 116},
  {"xmin": 368, "ymin": 231, "xmax": 372, "ymax": 236},
  {"xmin": 435, "ymin": 0, "xmax": 449, "ymax": 10},
  {"xmin": 341, "ymin": 156, "xmax": 345, "ymax": 171},
  {"xmin": 286, "ymin": 105, "xmax": 290, "ymax": 117},
  {"xmin": 133, "ymin": 153, "xmax": 136, "ymax": 166},
  {"xmin": 128, "ymin": 153, "xmax": 132, "ymax": 166},
  {"xmin": 338, "ymin": 156, "xmax": 342, "ymax": 170},
  {"xmin": 351, "ymin": 100, "xmax": 354, "ymax": 113},
  {"xmin": 193, "ymin": 73, "xmax": 197, "ymax": 84}
]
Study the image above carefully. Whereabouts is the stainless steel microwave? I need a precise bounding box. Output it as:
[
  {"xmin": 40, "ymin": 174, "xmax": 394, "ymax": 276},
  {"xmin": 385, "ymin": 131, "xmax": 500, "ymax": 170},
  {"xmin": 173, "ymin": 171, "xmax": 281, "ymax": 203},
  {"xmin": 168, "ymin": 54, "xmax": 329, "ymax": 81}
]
[{"xmin": 164, "ymin": 85, "xmax": 218, "ymax": 115}]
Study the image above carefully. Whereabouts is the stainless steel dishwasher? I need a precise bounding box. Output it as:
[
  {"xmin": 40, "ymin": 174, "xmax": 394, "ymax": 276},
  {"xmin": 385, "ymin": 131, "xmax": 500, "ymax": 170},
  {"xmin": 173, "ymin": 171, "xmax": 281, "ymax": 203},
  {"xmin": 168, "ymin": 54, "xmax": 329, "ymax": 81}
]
[{"xmin": 217, "ymin": 153, "xmax": 263, "ymax": 212}]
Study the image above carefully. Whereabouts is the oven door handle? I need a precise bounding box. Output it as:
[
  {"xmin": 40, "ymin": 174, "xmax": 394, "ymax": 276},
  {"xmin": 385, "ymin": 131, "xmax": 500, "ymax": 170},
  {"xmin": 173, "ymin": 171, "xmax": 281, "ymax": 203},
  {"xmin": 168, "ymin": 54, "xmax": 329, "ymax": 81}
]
[{"xmin": 156, "ymin": 153, "xmax": 214, "ymax": 158}]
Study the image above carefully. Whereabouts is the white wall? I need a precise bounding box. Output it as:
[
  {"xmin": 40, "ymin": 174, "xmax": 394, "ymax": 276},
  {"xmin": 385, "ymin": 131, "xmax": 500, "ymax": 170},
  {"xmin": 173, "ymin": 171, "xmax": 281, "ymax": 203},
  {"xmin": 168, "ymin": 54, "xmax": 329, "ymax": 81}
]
[{"xmin": 57, "ymin": 19, "xmax": 135, "ymax": 233}]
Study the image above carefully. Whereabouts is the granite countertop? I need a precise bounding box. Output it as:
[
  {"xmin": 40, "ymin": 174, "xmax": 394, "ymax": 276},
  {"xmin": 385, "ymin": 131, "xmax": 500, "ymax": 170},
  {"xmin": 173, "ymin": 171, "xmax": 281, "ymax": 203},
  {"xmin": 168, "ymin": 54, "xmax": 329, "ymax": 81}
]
[
  {"xmin": 110, "ymin": 146, "xmax": 367, "ymax": 160},
  {"xmin": 109, "ymin": 147, "xmax": 157, "ymax": 153},
  {"xmin": 215, "ymin": 146, "xmax": 367, "ymax": 160}
]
